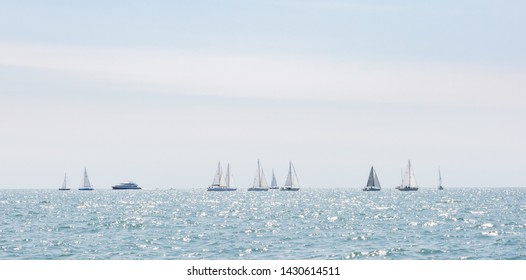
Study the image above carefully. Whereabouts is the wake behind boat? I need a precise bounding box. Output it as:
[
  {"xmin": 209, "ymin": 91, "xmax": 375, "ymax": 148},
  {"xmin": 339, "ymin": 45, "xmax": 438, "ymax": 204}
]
[
  {"xmin": 363, "ymin": 166, "xmax": 381, "ymax": 191},
  {"xmin": 248, "ymin": 160, "xmax": 269, "ymax": 191},
  {"xmin": 78, "ymin": 168, "xmax": 94, "ymax": 191},
  {"xmin": 112, "ymin": 181, "xmax": 141, "ymax": 190},
  {"xmin": 396, "ymin": 160, "xmax": 418, "ymax": 191},
  {"xmin": 281, "ymin": 161, "xmax": 300, "ymax": 191},
  {"xmin": 207, "ymin": 162, "xmax": 237, "ymax": 191}
]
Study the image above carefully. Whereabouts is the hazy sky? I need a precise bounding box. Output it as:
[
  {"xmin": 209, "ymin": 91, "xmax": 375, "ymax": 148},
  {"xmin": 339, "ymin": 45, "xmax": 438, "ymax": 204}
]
[{"xmin": 1, "ymin": 0, "xmax": 525, "ymax": 189}]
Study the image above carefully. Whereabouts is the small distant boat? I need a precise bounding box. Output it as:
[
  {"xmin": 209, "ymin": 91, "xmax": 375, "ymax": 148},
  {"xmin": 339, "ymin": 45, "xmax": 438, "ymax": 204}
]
[
  {"xmin": 78, "ymin": 168, "xmax": 94, "ymax": 191},
  {"xmin": 438, "ymin": 167, "xmax": 444, "ymax": 190},
  {"xmin": 396, "ymin": 160, "xmax": 419, "ymax": 191},
  {"xmin": 363, "ymin": 166, "xmax": 381, "ymax": 191},
  {"xmin": 269, "ymin": 169, "xmax": 279, "ymax": 189},
  {"xmin": 207, "ymin": 162, "xmax": 237, "ymax": 191},
  {"xmin": 112, "ymin": 181, "xmax": 141, "ymax": 190},
  {"xmin": 281, "ymin": 161, "xmax": 300, "ymax": 191},
  {"xmin": 59, "ymin": 173, "xmax": 70, "ymax": 190},
  {"xmin": 248, "ymin": 160, "xmax": 269, "ymax": 191}
]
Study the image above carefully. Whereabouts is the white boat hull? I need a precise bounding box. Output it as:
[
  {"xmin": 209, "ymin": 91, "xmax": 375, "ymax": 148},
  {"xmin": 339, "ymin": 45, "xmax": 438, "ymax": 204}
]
[{"xmin": 207, "ymin": 187, "xmax": 236, "ymax": 191}]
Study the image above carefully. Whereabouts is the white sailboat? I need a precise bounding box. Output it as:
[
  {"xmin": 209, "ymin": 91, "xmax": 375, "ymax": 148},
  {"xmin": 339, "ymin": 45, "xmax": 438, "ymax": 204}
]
[
  {"xmin": 281, "ymin": 161, "xmax": 300, "ymax": 191},
  {"xmin": 438, "ymin": 167, "xmax": 444, "ymax": 190},
  {"xmin": 248, "ymin": 160, "xmax": 269, "ymax": 191},
  {"xmin": 363, "ymin": 166, "xmax": 381, "ymax": 191},
  {"xmin": 59, "ymin": 173, "xmax": 70, "ymax": 190},
  {"xmin": 269, "ymin": 169, "xmax": 279, "ymax": 189},
  {"xmin": 207, "ymin": 162, "xmax": 237, "ymax": 191},
  {"xmin": 78, "ymin": 168, "xmax": 94, "ymax": 191},
  {"xmin": 396, "ymin": 160, "xmax": 418, "ymax": 191}
]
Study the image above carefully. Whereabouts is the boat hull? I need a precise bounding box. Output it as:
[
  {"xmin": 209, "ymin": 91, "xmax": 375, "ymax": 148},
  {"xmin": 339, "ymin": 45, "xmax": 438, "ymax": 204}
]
[
  {"xmin": 207, "ymin": 187, "xmax": 236, "ymax": 191},
  {"xmin": 113, "ymin": 186, "xmax": 141, "ymax": 190},
  {"xmin": 269, "ymin": 187, "xmax": 279, "ymax": 190},
  {"xmin": 397, "ymin": 186, "xmax": 418, "ymax": 191},
  {"xmin": 58, "ymin": 188, "xmax": 71, "ymax": 191},
  {"xmin": 363, "ymin": 188, "xmax": 380, "ymax": 191},
  {"xmin": 78, "ymin": 187, "xmax": 94, "ymax": 191},
  {"xmin": 248, "ymin": 188, "xmax": 268, "ymax": 191},
  {"xmin": 280, "ymin": 187, "xmax": 299, "ymax": 191}
]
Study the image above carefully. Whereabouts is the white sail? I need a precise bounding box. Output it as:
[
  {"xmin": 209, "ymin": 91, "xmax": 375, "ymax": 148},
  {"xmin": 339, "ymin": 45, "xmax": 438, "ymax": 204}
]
[
  {"xmin": 366, "ymin": 166, "xmax": 375, "ymax": 187},
  {"xmin": 225, "ymin": 164, "xmax": 236, "ymax": 188},
  {"xmin": 373, "ymin": 170, "xmax": 381, "ymax": 188},
  {"xmin": 211, "ymin": 162, "xmax": 222, "ymax": 186},
  {"xmin": 400, "ymin": 160, "xmax": 418, "ymax": 189},
  {"xmin": 270, "ymin": 170, "xmax": 278, "ymax": 187},
  {"xmin": 253, "ymin": 160, "xmax": 269, "ymax": 188},
  {"xmin": 83, "ymin": 168, "xmax": 92, "ymax": 188},
  {"xmin": 284, "ymin": 161, "xmax": 300, "ymax": 187},
  {"xmin": 439, "ymin": 167, "xmax": 442, "ymax": 186},
  {"xmin": 62, "ymin": 173, "xmax": 67, "ymax": 189}
]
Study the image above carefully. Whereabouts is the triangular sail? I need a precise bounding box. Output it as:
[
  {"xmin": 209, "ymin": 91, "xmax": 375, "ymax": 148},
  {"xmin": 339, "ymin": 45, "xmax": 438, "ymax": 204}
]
[
  {"xmin": 83, "ymin": 168, "xmax": 92, "ymax": 188},
  {"xmin": 438, "ymin": 167, "xmax": 442, "ymax": 187},
  {"xmin": 62, "ymin": 173, "xmax": 67, "ymax": 188},
  {"xmin": 284, "ymin": 161, "xmax": 300, "ymax": 187},
  {"xmin": 225, "ymin": 164, "xmax": 236, "ymax": 188},
  {"xmin": 271, "ymin": 170, "xmax": 278, "ymax": 187},
  {"xmin": 211, "ymin": 162, "xmax": 222, "ymax": 186},
  {"xmin": 373, "ymin": 171, "xmax": 381, "ymax": 188},
  {"xmin": 402, "ymin": 160, "xmax": 418, "ymax": 188},
  {"xmin": 366, "ymin": 167, "xmax": 375, "ymax": 187},
  {"xmin": 253, "ymin": 160, "xmax": 269, "ymax": 188}
]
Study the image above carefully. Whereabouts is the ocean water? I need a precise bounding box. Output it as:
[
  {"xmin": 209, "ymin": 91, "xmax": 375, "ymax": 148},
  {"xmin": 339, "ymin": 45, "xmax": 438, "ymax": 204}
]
[{"xmin": 0, "ymin": 188, "xmax": 525, "ymax": 260}]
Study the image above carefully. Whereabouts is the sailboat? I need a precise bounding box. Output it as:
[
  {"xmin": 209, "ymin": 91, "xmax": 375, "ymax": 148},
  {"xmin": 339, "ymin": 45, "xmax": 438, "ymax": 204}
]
[
  {"xmin": 78, "ymin": 168, "xmax": 94, "ymax": 191},
  {"xmin": 281, "ymin": 161, "xmax": 300, "ymax": 191},
  {"xmin": 207, "ymin": 162, "xmax": 237, "ymax": 191},
  {"xmin": 363, "ymin": 166, "xmax": 381, "ymax": 191},
  {"xmin": 438, "ymin": 167, "xmax": 444, "ymax": 190},
  {"xmin": 269, "ymin": 169, "xmax": 279, "ymax": 189},
  {"xmin": 396, "ymin": 160, "xmax": 419, "ymax": 191},
  {"xmin": 59, "ymin": 173, "xmax": 70, "ymax": 190},
  {"xmin": 248, "ymin": 160, "xmax": 269, "ymax": 191}
]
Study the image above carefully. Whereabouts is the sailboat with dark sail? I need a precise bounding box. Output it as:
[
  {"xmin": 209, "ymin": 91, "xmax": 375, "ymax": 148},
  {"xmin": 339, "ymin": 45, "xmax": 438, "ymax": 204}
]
[{"xmin": 363, "ymin": 166, "xmax": 381, "ymax": 191}]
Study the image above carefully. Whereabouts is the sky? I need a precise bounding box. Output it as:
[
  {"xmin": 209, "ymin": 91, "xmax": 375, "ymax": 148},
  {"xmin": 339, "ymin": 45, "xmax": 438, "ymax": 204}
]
[{"xmin": 1, "ymin": 0, "xmax": 525, "ymax": 189}]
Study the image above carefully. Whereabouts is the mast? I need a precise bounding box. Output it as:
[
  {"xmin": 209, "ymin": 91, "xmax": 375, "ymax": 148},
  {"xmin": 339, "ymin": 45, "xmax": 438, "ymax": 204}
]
[
  {"xmin": 258, "ymin": 160, "xmax": 261, "ymax": 188},
  {"xmin": 408, "ymin": 160, "xmax": 411, "ymax": 188},
  {"xmin": 438, "ymin": 166, "xmax": 442, "ymax": 187}
]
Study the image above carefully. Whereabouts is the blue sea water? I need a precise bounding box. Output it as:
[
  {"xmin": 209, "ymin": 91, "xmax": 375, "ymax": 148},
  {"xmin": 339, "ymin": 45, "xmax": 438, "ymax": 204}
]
[{"xmin": 0, "ymin": 188, "xmax": 525, "ymax": 260}]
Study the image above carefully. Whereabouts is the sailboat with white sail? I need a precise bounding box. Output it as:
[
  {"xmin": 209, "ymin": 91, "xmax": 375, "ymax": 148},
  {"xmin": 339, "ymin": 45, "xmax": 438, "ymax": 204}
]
[
  {"xmin": 78, "ymin": 168, "xmax": 94, "ymax": 191},
  {"xmin": 281, "ymin": 161, "xmax": 300, "ymax": 191},
  {"xmin": 438, "ymin": 167, "xmax": 444, "ymax": 190},
  {"xmin": 363, "ymin": 166, "xmax": 381, "ymax": 191},
  {"xmin": 269, "ymin": 169, "xmax": 279, "ymax": 189},
  {"xmin": 59, "ymin": 173, "xmax": 70, "ymax": 190},
  {"xmin": 248, "ymin": 160, "xmax": 269, "ymax": 191},
  {"xmin": 207, "ymin": 162, "xmax": 237, "ymax": 191},
  {"xmin": 396, "ymin": 160, "xmax": 419, "ymax": 191}
]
